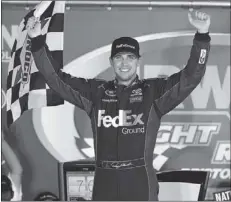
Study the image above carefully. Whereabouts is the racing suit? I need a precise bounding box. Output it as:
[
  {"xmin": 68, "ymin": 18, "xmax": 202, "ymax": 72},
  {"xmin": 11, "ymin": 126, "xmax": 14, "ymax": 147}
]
[{"xmin": 31, "ymin": 32, "xmax": 210, "ymax": 201}]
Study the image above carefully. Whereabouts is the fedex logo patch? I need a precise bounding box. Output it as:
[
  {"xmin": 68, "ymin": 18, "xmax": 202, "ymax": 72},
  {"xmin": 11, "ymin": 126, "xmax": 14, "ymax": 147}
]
[{"xmin": 98, "ymin": 110, "xmax": 144, "ymax": 128}]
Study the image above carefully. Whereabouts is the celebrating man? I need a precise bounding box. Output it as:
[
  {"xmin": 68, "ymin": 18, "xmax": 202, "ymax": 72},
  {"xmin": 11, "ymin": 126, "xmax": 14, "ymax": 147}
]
[{"xmin": 27, "ymin": 9, "xmax": 211, "ymax": 201}]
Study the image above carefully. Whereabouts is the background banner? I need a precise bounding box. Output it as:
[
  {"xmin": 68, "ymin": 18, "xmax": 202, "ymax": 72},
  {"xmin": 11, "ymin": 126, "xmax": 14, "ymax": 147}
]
[{"xmin": 1, "ymin": 2, "xmax": 230, "ymax": 200}]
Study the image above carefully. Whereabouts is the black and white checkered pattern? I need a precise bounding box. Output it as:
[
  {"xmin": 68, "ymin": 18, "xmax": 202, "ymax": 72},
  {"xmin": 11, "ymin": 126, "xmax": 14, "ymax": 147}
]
[
  {"xmin": 6, "ymin": 1, "xmax": 65, "ymax": 127},
  {"xmin": 153, "ymin": 144, "xmax": 187, "ymax": 171}
]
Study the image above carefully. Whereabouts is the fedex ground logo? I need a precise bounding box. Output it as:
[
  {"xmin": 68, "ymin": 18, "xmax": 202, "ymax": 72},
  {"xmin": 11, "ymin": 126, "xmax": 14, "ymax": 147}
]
[{"xmin": 97, "ymin": 110, "xmax": 144, "ymax": 128}]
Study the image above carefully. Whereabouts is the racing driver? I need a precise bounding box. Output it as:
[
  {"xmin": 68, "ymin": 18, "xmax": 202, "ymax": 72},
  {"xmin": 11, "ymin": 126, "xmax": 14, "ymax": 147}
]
[{"xmin": 27, "ymin": 9, "xmax": 211, "ymax": 201}]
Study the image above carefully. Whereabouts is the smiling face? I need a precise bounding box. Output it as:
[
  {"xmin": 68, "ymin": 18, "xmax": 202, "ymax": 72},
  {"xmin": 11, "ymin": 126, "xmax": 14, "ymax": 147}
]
[{"xmin": 110, "ymin": 52, "xmax": 140, "ymax": 85}]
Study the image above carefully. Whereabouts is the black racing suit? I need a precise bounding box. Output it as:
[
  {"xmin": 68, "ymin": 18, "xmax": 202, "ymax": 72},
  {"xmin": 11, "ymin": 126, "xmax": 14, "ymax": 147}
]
[{"xmin": 31, "ymin": 32, "xmax": 210, "ymax": 201}]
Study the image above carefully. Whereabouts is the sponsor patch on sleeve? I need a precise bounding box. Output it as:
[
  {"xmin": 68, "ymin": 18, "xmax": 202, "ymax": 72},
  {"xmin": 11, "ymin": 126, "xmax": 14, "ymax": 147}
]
[{"xmin": 199, "ymin": 49, "xmax": 207, "ymax": 64}]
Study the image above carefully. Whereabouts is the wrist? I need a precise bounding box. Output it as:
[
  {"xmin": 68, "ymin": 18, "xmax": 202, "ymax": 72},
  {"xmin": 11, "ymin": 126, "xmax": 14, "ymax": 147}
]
[
  {"xmin": 194, "ymin": 31, "xmax": 211, "ymax": 42},
  {"xmin": 197, "ymin": 29, "xmax": 209, "ymax": 34},
  {"xmin": 31, "ymin": 35, "xmax": 46, "ymax": 52}
]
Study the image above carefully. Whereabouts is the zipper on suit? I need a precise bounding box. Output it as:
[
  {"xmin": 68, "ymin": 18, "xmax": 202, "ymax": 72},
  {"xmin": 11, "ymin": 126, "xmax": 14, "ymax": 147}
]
[{"xmin": 116, "ymin": 86, "xmax": 120, "ymax": 199}]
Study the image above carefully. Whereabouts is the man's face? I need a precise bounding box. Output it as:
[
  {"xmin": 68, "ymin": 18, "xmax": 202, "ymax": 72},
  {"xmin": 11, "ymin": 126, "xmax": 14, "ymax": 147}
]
[{"xmin": 110, "ymin": 52, "xmax": 140, "ymax": 83}]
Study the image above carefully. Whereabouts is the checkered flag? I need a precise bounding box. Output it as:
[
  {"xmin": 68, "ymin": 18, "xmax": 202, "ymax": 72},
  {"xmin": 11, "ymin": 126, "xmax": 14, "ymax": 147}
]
[
  {"xmin": 153, "ymin": 144, "xmax": 187, "ymax": 171},
  {"xmin": 6, "ymin": 1, "xmax": 65, "ymax": 127}
]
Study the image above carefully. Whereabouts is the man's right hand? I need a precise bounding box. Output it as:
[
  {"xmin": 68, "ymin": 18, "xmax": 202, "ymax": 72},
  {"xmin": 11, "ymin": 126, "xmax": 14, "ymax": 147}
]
[{"xmin": 26, "ymin": 16, "xmax": 42, "ymax": 38}]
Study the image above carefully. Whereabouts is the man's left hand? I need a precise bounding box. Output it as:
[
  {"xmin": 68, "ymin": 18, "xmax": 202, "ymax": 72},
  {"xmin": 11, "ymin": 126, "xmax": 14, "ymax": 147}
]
[{"xmin": 188, "ymin": 9, "xmax": 211, "ymax": 33}]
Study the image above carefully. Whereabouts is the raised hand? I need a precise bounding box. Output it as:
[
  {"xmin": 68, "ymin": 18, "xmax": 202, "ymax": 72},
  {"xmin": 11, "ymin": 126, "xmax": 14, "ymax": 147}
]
[
  {"xmin": 26, "ymin": 16, "xmax": 42, "ymax": 38},
  {"xmin": 188, "ymin": 9, "xmax": 211, "ymax": 33}
]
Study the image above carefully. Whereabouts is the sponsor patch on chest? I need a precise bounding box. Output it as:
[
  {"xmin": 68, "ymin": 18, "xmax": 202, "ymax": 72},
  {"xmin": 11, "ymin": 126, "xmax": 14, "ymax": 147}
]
[
  {"xmin": 98, "ymin": 110, "xmax": 144, "ymax": 128},
  {"xmin": 131, "ymin": 88, "xmax": 142, "ymax": 97},
  {"xmin": 130, "ymin": 96, "xmax": 143, "ymax": 103}
]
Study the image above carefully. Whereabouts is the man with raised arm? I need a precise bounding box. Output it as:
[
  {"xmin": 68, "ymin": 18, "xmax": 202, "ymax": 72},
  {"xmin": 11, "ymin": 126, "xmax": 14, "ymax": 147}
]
[{"xmin": 27, "ymin": 9, "xmax": 211, "ymax": 201}]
